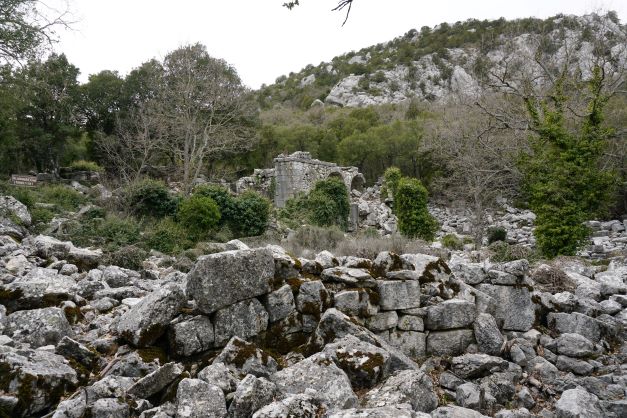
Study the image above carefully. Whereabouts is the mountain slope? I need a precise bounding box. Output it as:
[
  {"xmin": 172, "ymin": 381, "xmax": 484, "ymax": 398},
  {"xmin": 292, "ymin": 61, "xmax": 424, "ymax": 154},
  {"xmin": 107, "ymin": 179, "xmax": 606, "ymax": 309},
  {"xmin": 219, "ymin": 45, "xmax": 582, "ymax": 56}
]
[{"xmin": 257, "ymin": 12, "xmax": 626, "ymax": 109}]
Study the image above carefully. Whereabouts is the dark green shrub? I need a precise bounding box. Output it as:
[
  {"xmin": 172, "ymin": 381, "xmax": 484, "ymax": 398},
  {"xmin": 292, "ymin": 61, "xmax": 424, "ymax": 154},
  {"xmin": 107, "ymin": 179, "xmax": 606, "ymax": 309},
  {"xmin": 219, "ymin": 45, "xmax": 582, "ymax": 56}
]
[
  {"xmin": 487, "ymin": 227, "xmax": 507, "ymax": 244},
  {"xmin": 177, "ymin": 195, "xmax": 221, "ymax": 239},
  {"xmin": 308, "ymin": 178, "xmax": 350, "ymax": 230},
  {"xmin": 395, "ymin": 177, "xmax": 438, "ymax": 240},
  {"xmin": 229, "ymin": 191, "xmax": 271, "ymax": 237},
  {"xmin": 144, "ymin": 218, "xmax": 193, "ymax": 254},
  {"xmin": 40, "ymin": 185, "xmax": 86, "ymax": 211},
  {"xmin": 126, "ymin": 179, "xmax": 177, "ymax": 218},
  {"xmin": 278, "ymin": 193, "xmax": 310, "ymax": 229},
  {"xmin": 442, "ymin": 234, "xmax": 463, "ymax": 250},
  {"xmin": 103, "ymin": 245, "xmax": 148, "ymax": 270},
  {"xmin": 193, "ymin": 184, "xmax": 235, "ymax": 222},
  {"xmin": 81, "ymin": 206, "xmax": 106, "ymax": 220}
]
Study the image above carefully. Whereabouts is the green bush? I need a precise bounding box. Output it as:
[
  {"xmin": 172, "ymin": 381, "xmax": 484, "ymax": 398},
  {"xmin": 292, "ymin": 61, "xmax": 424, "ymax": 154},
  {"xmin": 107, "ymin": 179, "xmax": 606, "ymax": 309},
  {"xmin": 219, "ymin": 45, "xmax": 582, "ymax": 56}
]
[
  {"xmin": 0, "ymin": 183, "xmax": 35, "ymax": 208},
  {"xmin": 103, "ymin": 245, "xmax": 148, "ymax": 270},
  {"xmin": 382, "ymin": 166, "xmax": 402, "ymax": 201},
  {"xmin": 308, "ymin": 178, "xmax": 350, "ymax": 230},
  {"xmin": 40, "ymin": 185, "xmax": 86, "ymax": 211},
  {"xmin": 80, "ymin": 206, "xmax": 106, "ymax": 220},
  {"xmin": 229, "ymin": 191, "xmax": 271, "ymax": 237},
  {"xmin": 144, "ymin": 218, "xmax": 193, "ymax": 254},
  {"xmin": 278, "ymin": 193, "xmax": 310, "ymax": 229},
  {"xmin": 442, "ymin": 234, "xmax": 463, "ymax": 250},
  {"xmin": 487, "ymin": 227, "xmax": 507, "ymax": 244},
  {"xmin": 69, "ymin": 160, "xmax": 104, "ymax": 172},
  {"xmin": 192, "ymin": 184, "xmax": 234, "ymax": 223},
  {"xmin": 126, "ymin": 179, "xmax": 177, "ymax": 218},
  {"xmin": 177, "ymin": 195, "xmax": 221, "ymax": 239},
  {"xmin": 395, "ymin": 177, "xmax": 438, "ymax": 240},
  {"xmin": 30, "ymin": 207, "xmax": 54, "ymax": 225},
  {"xmin": 489, "ymin": 241, "xmax": 537, "ymax": 263}
]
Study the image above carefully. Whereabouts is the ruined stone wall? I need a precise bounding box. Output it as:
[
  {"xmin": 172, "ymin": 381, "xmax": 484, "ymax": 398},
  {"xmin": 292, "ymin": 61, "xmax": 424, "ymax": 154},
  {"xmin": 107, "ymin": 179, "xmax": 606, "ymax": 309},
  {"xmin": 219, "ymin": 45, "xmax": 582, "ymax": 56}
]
[{"xmin": 273, "ymin": 152, "xmax": 364, "ymax": 208}]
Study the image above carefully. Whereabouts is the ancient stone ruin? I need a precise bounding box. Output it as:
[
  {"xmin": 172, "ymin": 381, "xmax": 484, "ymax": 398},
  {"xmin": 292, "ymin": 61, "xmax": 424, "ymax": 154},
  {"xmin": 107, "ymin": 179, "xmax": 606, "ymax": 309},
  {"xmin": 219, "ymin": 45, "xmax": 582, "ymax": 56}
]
[{"xmin": 236, "ymin": 151, "xmax": 365, "ymax": 208}]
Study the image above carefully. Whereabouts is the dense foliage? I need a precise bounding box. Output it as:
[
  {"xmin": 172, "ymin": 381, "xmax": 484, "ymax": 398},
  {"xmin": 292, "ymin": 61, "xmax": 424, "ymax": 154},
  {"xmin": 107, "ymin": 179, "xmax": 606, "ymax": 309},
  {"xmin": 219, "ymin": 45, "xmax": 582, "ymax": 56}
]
[
  {"xmin": 228, "ymin": 191, "xmax": 271, "ymax": 237},
  {"xmin": 125, "ymin": 179, "xmax": 178, "ymax": 218},
  {"xmin": 521, "ymin": 69, "xmax": 617, "ymax": 257},
  {"xmin": 394, "ymin": 177, "xmax": 438, "ymax": 240},
  {"xmin": 177, "ymin": 195, "xmax": 221, "ymax": 239}
]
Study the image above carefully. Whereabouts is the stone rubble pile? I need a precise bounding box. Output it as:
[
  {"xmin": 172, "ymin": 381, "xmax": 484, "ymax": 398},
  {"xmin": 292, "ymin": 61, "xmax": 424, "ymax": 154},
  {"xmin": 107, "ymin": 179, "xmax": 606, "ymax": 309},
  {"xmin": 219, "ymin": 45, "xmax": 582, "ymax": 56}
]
[{"xmin": 1, "ymin": 195, "xmax": 626, "ymax": 417}]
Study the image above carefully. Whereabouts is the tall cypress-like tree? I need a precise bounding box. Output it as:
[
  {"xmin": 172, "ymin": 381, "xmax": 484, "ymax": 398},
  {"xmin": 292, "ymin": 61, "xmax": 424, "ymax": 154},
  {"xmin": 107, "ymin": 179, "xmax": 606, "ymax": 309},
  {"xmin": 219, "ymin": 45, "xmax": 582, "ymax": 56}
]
[{"xmin": 521, "ymin": 67, "xmax": 617, "ymax": 257}]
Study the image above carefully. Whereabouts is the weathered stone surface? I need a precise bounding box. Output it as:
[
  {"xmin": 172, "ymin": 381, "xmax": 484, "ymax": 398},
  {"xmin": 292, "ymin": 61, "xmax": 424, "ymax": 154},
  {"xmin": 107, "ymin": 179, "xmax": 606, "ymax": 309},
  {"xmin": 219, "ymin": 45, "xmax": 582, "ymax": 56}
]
[
  {"xmin": 425, "ymin": 299, "xmax": 476, "ymax": 330},
  {"xmin": 187, "ymin": 248, "xmax": 275, "ymax": 314},
  {"xmin": 213, "ymin": 299, "xmax": 269, "ymax": 346},
  {"xmin": 452, "ymin": 262, "xmax": 486, "ymax": 285},
  {"xmin": 371, "ymin": 252, "xmax": 407, "ymax": 278},
  {"xmin": 271, "ymin": 353, "xmax": 358, "ymax": 410},
  {"xmin": 176, "ymin": 378, "xmax": 227, "ymax": 418},
  {"xmin": 312, "ymin": 309, "xmax": 418, "ymax": 373},
  {"xmin": 397, "ymin": 315, "xmax": 424, "ymax": 331},
  {"xmin": 451, "ymin": 354, "xmax": 509, "ymax": 379},
  {"xmin": 366, "ymin": 311, "xmax": 398, "ymax": 332},
  {"xmin": 334, "ymin": 289, "xmax": 377, "ymax": 317},
  {"xmin": 168, "ymin": 315, "xmax": 214, "ymax": 356},
  {"xmin": 556, "ymin": 355, "xmax": 594, "ymax": 375},
  {"xmin": 212, "ymin": 337, "xmax": 278, "ymax": 379},
  {"xmin": 55, "ymin": 336, "xmax": 99, "ymax": 369},
  {"xmin": 426, "ymin": 329, "xmax": 474, "ymax": 356},
  {"xmin": 400, "ymin": 253, "xmax": 450, "ymax": 282},
  {"xmin": 431, "ymin": 406, "xmax": 489, "ymax": 417},
  {"xmin": 0, "ymin": 267, "xmax": 77, "ymax": 312},
  {"xmin": 296, "ymin": 280, "xmax": 330, "ymax": 316},
  {"xmin": 456, "ymin": 382, "xmax": 482, "ymax": 410},
  {"xmin": 91, "ymin": 398, "xmax": 130, "ymax": 418},
  {"xmin": 547, "ymin": 312, "xmax": 601, "ymax": 342},
  {"xmin": 116, "ymin": 283, "xmax": 186, "ymax": 347},
  {"xmin": 477, "ymin": 284, "xmax": 535, "ymax": 331},
  {"xmin": 259, "ymin": 284, "xmax": 295, "ymax": 322},
  {"xmin": 329, "ymin": 406, "xmax": 427, "ymax": 418},
  {"xmin": 473, "ymin": 313, "xmax": 504, "ymax": 355},
  {"xmin": 376, "ymin": 280, "xmax": 420, "ymax": 310},
  {"xmin": 0, "ymin": 346, "xmax": 78, "ymax": 417},
  {"xmin": 322, "ymin": 335, "xmax": 391, "ymax": 388},
  {"xmin": 554, "ymin": 333, "xmax": 595, "ymax": 358},
  {"xmin": 127, "ymin": 362, "xmax": 184, "ymax": 399},
  {"xmin": 252, "ymin": 392, "xmax": 326, "ymax": 418},
  {"xmin": 227, "ymin": 375, "xmax": 277, "ymax": 418},
  {"xmin": 4, "ymin": 307, "xmax": 73, "ymax": 348},
  {"xmin": 388, "ymin": 330, "xmax": 426, "ymax": 358},
  {"xmin": 364, "ymin": 370, "xmax": 438, "ymax": 413},
  {"xmin": 316, "ymin": 250, "xmax": 339, "ymax": 269},
  {"xmin": 198, "ymin": 362, "xmax": 239, "ymax": 394},
  {"xmin": 555, "ymin": 388, "xmax": 603, "ymax": 418},
  {"xmin": 322, "ymin": 267, "xmax": 376, "ymax": 287},
  {"xmin": 0, "ymin": 195, "xmax": 31, "ymax": 225}
]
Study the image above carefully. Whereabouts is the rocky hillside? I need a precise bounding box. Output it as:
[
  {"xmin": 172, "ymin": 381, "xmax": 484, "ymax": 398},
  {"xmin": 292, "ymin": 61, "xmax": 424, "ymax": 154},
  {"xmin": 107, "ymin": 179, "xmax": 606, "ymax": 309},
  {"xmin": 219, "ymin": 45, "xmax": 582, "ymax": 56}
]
[
  {"xmin": 1, "ymin": 195, "xmax": 626, "ymax": 417},
  {"xmin": 258, "ymin": 12, "xmax": 626, "ymax": 109}
]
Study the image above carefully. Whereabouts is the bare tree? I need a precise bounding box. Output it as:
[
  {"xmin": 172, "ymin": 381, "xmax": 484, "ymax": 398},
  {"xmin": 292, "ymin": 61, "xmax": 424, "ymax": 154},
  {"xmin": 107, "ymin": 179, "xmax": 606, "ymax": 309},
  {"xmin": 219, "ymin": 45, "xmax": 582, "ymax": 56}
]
[
  {"xmin": 430, "ymin": 99, "xmax": 523, "ymax": 244},
  {"xmin": 157, "ymin": 43, "xmax": 257, "ymax": 192}
]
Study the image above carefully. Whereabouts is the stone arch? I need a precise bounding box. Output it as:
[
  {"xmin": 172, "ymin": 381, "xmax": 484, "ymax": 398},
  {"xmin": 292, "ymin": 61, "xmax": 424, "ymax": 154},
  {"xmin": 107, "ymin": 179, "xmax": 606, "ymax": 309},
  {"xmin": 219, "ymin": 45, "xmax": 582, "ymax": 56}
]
[{"xmin": 350, "ymin": 174, "xmax": 365, "ymax": 192}]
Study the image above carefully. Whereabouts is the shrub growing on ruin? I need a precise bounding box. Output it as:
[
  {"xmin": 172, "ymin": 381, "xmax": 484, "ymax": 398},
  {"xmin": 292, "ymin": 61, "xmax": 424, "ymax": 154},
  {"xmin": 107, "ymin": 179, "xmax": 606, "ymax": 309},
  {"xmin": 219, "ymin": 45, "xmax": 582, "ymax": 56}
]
[
  {"xmin": 228, "ymin": 191, "xmax": 271, "ymax": 237},
  {"xmin": 177, "ymin": 195, "xmax": 221, "ymax": 239},
  {"xmin": 307, "ymin": 178, "xmax": 350, "ymax": 230},
  {"xmin": 395, "ymin": 177, "xmax": 438, "ymax": 241},
  {"xmin": 381, "ymin": 166, "xmax": 402, "ymax": 202},
  {"xmin": 125, "ymin": 179, "xmax": 177, "ymax": 218},
  {"xmin": 68, "ymin": 160, "xmax": 104, "ymax": 172}
]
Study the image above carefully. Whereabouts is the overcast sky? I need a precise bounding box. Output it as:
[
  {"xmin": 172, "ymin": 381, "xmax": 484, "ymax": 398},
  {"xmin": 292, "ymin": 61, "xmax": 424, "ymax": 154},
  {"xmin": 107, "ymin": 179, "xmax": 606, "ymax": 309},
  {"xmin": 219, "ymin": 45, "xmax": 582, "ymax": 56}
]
[{"xmin": 49, "ymin": 0, "xmax": 626, "ymax": 88}]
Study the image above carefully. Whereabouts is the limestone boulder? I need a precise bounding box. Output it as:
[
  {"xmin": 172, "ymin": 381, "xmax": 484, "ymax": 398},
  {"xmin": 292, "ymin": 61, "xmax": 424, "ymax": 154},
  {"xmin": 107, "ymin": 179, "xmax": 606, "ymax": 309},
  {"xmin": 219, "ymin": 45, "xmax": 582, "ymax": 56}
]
[
  {"xmin": 212, "ymin": 337, "xmax": 278, "ymax": 379},
  {"xmin": 252, "ymin": 392, "xmax": 326, "ymax": 418},
  {"xmin": 116, "ymin": 283, "xmax": 186, "ymax": 347},
  {"xmin": 477, "ymin": 284, "xmax": 535, "ymax": 331},
  {"xmin": 127, "ymin": 362, "xmax": 184, "ymax": 399},
  {"xmin": 376, "ymin": 280, "xmax": 420, "ymax": 310},
  {"xmin": 0, "ymin": 195, "xmax": 31, "ymax": 225},
  {"xmin": 426, "ymin": 329, "xmax": 474, "ymax": 356},
  {"xmin": 168, "ymin": 315, "xmax": 215, "ymax": 357},
  {"xmin": 451, "ymin": 354, "xmax": 509, "ymax": 379},
  {"xmin": 227, "ymin": 375, "xmax": 277, "ymax": 418},
  {"xmin": 187, "ymin": 248, "xmax": 275, "ymax": 314},
  {"xmin": 425, "ymin": 299, "xmax": 476, "ymax": 330},
  {"xmin": 473, "ymin": 313, "xmax": 504, "ymax": 355},
  {"xmin": 0, "ymin": 267, "xmax": 77, "ymax": 312},
  {"xmin": 213, "ymin": 299, "xmax": 269, "ymax": 346},
  {"xmin": 555, "ymin": 387, "xmax": 604, "ymax": 418},
  {"xmin": 4, "ymin": 307, "xmax": 73, "ymax": 348},
  {"xmin": 175, "ymin": 378, "xmax": 227, "ymax": 418},
  {"xmin": 364, "ymin": 370, "xmax": 438, "ymax": 413},
  {"xmin": 270, "ymin": 353, "xmax": 358, "ymax": 410},
  {"xmin": 259, "ymin": 284, "xmax": 295, "ymax": 323}
]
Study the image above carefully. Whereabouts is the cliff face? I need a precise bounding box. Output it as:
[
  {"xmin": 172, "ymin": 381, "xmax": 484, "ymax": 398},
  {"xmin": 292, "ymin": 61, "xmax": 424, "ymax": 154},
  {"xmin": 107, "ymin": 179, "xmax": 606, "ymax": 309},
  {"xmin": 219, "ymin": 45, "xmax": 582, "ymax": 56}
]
[{"xmin": 258, "ymin": 13, "xmax": 626, "ymax": 109}]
